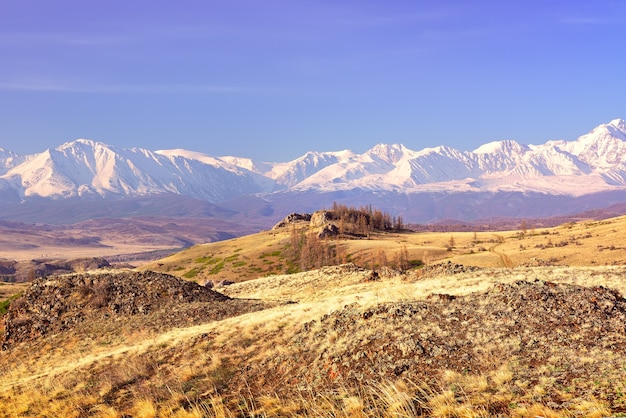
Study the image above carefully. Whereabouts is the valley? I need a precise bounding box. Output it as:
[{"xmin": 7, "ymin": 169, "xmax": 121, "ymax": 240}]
[{"xmin": 0, "ymin": 215, "xmax": 264, "ymax": 281}]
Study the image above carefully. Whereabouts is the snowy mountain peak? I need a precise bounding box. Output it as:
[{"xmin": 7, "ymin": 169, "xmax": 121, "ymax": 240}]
[
  {"xmin": 1, "ymin": 118, "xmax": 626, "ymax": 205},
  {"xmin": 0, "ymin": 147, "xmax": 19, "ymax": 161},
  {"xmin": 156, "ymin": 148, "xmax": 225, "ymax": 167},
  {"xmin": 473, "ymin": 139, "xmax": 528, "ymax": 155},
  {"xmin": 558, "ymin": 119, "xmax": 626, "ymax": 170},
  {"xmin": 585, "ymin": 119, "xmax": 626, "ymax": 140},
  {"xmin": 0, "ymin": 148, "xmax": 22, "ymax": 175},
  {"xmin": 268, "ymin": 149, "xmax": 355, "ymax": 187},
  {"xmin": 608, "ymin": 118, "xmax": 626, "ymax": 131},
  {"xmin": 57, "ymin": 138, "xmax": 108, "ymax": 152},
  {"xmin": 367, "ymin": 143, "xmax": 411, "ymax": 164}
]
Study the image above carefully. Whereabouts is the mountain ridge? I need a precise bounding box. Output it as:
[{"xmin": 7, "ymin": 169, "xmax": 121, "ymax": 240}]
[{"xmin": 1, "ymin": 119, "xmax": 626, "ymax": 223}]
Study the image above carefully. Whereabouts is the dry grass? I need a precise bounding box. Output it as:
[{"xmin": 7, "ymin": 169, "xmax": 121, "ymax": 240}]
[
  {"xmin": 4, "ymin": 263, "xmax": 626, "ymax": 415},
  {"xmin": 142, "ymin": 215, "xmax": 626, "ymax": 284},
  {"xmin": 3, "ymin": 216, "xmax": 626, "ymax": 416},
  {"xmin": 0, "ymin": 282, "xmax": 28, "ymax": 303}
]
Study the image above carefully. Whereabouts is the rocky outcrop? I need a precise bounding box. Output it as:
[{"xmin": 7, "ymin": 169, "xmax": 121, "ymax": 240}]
[
  {"xmin": 272, "ymin": 213, "xmax": 312, "ymax": 229},
  {"xmin": 236, "ymin": 279, "xmax": 626, "ymax": 408},
  {"xmin": 272, "ymin": 211, "xmax": 341, "ymax": 238},
  {"xmin": 310, "ymin": 210, "xmax": 333, "ymax": 227},
  {"xmin": 317, "ymin": 223, "xmax": 339, "ymax": 238},
  {"xmin": 2, "ymin": 270, "xmax": 230, "ymax": 348}
]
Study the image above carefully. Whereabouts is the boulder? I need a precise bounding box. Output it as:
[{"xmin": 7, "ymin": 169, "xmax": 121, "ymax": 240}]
[
  {"xmin": 272, "ymin": 213, "xmax": 312, "ymax": 230},
  {"xmin": 310, "ymin": 210, "xmax": 332, "ymax": 227}
]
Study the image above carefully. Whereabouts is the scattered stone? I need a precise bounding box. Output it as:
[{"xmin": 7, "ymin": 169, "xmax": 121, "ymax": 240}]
[
  {"xmin": 408, "ymin": 261, "xmax": 482, "ymax": 281},
  {"xmin": 237, "ymin": 279, "xmax": 626, "ymax": 410},
  {"xmin": 2, "ymin": 270, "xmax": 229, "ymax": 349},
  {"xmin": 215, "ymin": 279, "xmax": 235, "ymax": 287}
]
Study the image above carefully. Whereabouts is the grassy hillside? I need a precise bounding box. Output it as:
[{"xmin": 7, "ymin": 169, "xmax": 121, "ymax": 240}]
[
  {"xmin": 2, "ymin": 213, "xmax": 626, "ymax": 416},
  {"xmin": 142, "ymin": 214, "xmax": 626, "ymax": 283},
  {"xmin": 3, "ymin": 263, "xmax": 626, "ymax": 416}
]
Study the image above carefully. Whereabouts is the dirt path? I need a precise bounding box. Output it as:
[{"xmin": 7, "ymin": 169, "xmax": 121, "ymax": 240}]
[{"xmin": 489, "ymin": 235, "xmax": 513, "ymax": 268}]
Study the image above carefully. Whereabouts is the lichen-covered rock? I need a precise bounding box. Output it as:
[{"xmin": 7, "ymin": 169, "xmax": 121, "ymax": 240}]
[
  {"xmin": 408, "ymin": 260, "xmax": 482, "ymax": 281},
  {"xmin": 2, "ymin": 270, "xmax": 230, "ymax": 348},
  {"xmin": 236, "ymin": 279, "xmax": 626, "ymax": 405}
]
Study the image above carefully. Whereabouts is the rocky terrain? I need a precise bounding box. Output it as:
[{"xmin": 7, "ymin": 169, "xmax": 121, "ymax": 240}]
[
  {"xmin": 3, "ymin": 262, "xmax": 626, "ymax": 415},
  {"xmin": 237, "ymin": 280, "xmax": 626, "ymax": 411},
  {"xmin": 2, "ymin": 270, "xmax": 274, "ymax": 350}
]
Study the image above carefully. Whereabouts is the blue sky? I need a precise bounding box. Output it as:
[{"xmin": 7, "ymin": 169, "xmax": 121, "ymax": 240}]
[{"xmin": 1, "ymin": 1, "xmax": 625, "ymax": 162}]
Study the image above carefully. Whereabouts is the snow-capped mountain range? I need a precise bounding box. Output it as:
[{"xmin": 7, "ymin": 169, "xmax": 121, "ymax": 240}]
[{"xmin": 1, "ymin": 119, "xmax": 626, "ymax": 223}]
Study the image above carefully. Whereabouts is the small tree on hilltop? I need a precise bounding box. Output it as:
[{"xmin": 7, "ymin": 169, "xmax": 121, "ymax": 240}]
[{"xmin": 520, "ymin": 220, "xmax": 528, "ymax": 235}]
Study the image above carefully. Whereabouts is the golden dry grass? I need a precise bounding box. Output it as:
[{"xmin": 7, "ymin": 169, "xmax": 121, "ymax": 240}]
[
  {"xmin": 3, "ymin": 262, "xmax": 626, "ymax": 415},
  {"xmin": 141, "ymin": 215, "xmax": 626, "ymax": 284},
  {"xmin": 0, "ymin": 282, "xmax": 28, "ymax": 300},
  {"xmin": 3, "ymin": 215, "xmax": 626, "ymax": 416}
]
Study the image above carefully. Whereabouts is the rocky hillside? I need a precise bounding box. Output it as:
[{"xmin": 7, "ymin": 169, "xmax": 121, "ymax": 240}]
[
  {"xmin": 2, "ymin": 270, "xmax": 273, "ymax": 349},
  {"xmin": 238, "ymin": 279, "xmax": 626, "ymax": 408},
  {"xmin": 3, "ymin": 264, "xmax": 626, "ymax": 416}
]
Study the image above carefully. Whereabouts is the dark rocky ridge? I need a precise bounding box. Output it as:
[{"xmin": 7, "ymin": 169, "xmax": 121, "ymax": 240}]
[
  {"xmin": 235, "ymin": 279, "xmax": 626, "ymax": 411},
  {"xmin": 2, "ymin": 270, "xmax": 236, "ymax": 349}
]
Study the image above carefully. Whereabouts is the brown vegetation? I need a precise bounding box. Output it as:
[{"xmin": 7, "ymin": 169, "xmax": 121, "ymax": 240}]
[
  {"xmin": 142, "ymin": 214, "xmax": 626, "ymax": 284},
  {"xmin": 3, "ymin": 263, "xmax": 626, "ymax": 416},
  {"xmin": 3, "ymin": 213, "xmax": 626, "ymax": 416}
]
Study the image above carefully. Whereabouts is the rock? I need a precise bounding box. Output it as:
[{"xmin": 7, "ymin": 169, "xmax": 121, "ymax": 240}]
[
  {"xmin": 310, "ymin": 210, "xmax": 332, "ymax": 227},
  {"xmin": 272, "ymin": 213, "xmax": 312, "ymax": 230},
  {"xmin": 318, "ymin": 223, "xmax": 339, "ymax": 238},
  {"xmin": 236, "ymin": 279, "xmax": 626, "ymax": 404},
  {"xmin": 2, "ymin": 270, "xmax": 229, "ymax": 349},
  {"xmin": 364, "ymin": 271, "xmax": 379, "ymax": 282},
  {"xmin": 215, "ymin": 280, "xmax": 235, "ymax": 287},
  {"xmin": 409, "ymin": 261, "xmax": 481, "ymax": 281}
]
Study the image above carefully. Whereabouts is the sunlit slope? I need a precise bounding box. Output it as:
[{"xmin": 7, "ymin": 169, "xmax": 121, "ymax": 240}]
[
  {"xmin": 4, "ymin": 263, "xmax": 626, "ymax": 415},
  {"xmin": 142, "ymin": 214, "xmax": 626, "ymax": 282}
]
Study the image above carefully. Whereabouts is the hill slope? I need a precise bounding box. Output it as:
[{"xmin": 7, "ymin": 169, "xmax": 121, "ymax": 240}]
[
  {"xmin": 2, "ymin": 262, "xmax": 626, "ymax": 416},
  {"xmin": 142, "ymin": 212, "xmax": 626, "ymax": 283}
]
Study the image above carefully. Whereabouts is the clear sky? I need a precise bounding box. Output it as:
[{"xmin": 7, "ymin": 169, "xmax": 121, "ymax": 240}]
[{"xmin": 1, "ymin": 0, "xmax": 625, "ymax": 162}]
